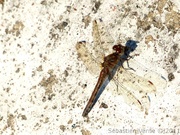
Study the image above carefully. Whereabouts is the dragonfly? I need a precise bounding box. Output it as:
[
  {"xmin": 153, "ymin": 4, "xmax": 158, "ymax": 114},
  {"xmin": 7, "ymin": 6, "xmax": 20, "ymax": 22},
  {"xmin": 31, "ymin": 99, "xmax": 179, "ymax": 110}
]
[{"xmin": 76, "ymin": 19, "xmax": 166, "ymax": 117}]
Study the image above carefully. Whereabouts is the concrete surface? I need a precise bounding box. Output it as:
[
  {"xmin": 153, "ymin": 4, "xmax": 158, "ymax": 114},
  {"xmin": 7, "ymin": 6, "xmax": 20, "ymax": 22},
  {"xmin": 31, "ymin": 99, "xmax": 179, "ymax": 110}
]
[{"xmin": 0, "ymin": 0, "xmax": 180, "ymax": 135}]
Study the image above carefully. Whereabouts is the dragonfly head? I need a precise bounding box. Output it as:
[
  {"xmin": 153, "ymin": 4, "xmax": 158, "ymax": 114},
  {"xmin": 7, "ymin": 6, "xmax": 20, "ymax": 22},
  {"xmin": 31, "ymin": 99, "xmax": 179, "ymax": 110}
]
[
  {"xmin": 124, "ymin": 40, "xmax": 139, "ymax": 55},
  {"xmin": 125, "ymin": 40, "xmax": 138, "ymax": 51}
]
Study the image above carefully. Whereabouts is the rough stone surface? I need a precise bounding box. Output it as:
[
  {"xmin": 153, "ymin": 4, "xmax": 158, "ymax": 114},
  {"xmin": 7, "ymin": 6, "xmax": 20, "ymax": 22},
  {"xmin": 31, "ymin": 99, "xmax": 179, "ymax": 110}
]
[{"xmin": 0, "ymin": 0, "xmax": 179, "ymax": 134}]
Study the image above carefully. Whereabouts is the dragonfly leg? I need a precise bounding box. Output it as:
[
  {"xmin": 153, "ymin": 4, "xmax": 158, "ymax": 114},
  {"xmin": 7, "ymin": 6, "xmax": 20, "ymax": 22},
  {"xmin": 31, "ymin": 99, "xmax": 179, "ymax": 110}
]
[
  {"xmin": 121, "ymin": 58, "xmax": 136, "ymax": 71},
  {"xmin": 124, "ymin": 53, "xmax": 140, "ymax": 71}
]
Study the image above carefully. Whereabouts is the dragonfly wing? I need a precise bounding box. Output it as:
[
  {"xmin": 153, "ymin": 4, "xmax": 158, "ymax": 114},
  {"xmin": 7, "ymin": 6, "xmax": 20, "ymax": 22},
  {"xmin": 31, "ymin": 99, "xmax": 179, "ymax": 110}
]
[
  {"xmin": 115, "ymin": 82, "xmax": 144, "ymax": 111},
  {"xmin": 109, "ymin": 67, "xmax": 156, "ymax": 113},
  {"xmin": 110, "ymin": 56, "xmax": 167, "ymax": 113},
  {"xmin": 117, "ymin": 68, "xmax": 156, "ymax": 93},
  {"xmin": 76, "ymin": 41, "xmax": 101, "ymax": 75},
  {"xmin": 126, "ymin": 58, "xmax": 167, "ymax": 91},
  {"xmin": 76, "ymin": 19, "xmax": 117, "ymax": 75},
  {"xmin": 92, "ymin": 19, "xmax": 115, "ymax": 60}
]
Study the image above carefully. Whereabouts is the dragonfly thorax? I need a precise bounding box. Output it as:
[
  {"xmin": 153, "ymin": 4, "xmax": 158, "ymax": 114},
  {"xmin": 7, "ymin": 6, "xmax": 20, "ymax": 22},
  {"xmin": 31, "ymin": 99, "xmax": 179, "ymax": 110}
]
[{"xmin": 113, "ymin": 44, "xmax": 125, "ymax": 54}]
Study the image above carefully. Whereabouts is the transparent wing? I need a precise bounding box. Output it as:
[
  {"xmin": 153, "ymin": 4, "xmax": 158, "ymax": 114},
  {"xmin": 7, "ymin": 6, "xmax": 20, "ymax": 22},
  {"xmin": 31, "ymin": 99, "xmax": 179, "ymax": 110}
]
[
  {"xmin": 76, "ymin": 41, "xmax": 101, "ymax": 75},
  {"xmin": 111, "ymin": 75, "xmax": 145, "ymax": 112},
  {"xmin": 117, "ymin": 68, "xmax": 156, "ymax": 93},
  {"xmin": 125, "ymin": 58, "xmax": 167, "ymax": 91},
  {"xmin": 109, "ymin": 60, "xmax": 167, "ymax": 114},
  {"xmin": 76, "ymin": 19, "xmax": 115, "ymax": 75},
  {"xmin": 110, "ymin": 68, "xmax": 156, "ymax": 114},
  {"xmin": 92, "ymin": 19, "xmax": 115, "ymax": 61}
]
